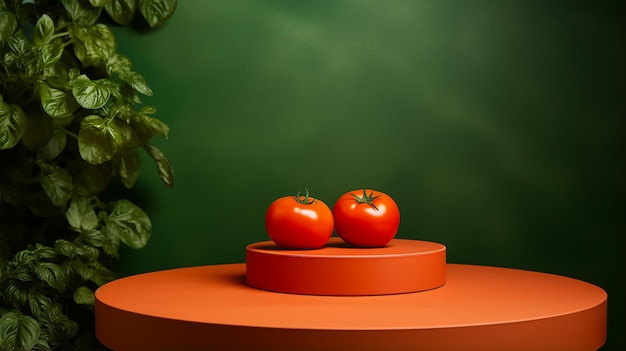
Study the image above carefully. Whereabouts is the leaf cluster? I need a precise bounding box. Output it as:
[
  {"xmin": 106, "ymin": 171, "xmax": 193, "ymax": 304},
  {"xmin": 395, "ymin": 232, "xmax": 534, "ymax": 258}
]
[{"xmin": 0, "ymin": 0, "xmax": 176, "ymax": 349}]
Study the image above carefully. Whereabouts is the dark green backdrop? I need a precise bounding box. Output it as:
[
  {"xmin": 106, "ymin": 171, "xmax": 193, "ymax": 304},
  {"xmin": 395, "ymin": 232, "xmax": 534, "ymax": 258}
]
[{"xmin": 111, "ymin": 1, "xmax": 624, "ymax": 349}]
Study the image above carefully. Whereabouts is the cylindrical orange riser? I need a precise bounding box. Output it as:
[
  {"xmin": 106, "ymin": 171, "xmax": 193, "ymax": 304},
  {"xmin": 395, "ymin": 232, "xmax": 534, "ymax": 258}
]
[
  {"xmin": 246, "ymin": 238, "xmax": 446, "ymax": 295},
  {"xmin": 95, "ymin": 263, "xmax": 607, "ymax": 351}
]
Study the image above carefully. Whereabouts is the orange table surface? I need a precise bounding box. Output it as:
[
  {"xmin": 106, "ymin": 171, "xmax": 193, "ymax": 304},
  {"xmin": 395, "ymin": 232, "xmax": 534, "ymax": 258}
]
[{"xmin": 95, "ymin": 263, "xmax": 606, "ymax": 351}]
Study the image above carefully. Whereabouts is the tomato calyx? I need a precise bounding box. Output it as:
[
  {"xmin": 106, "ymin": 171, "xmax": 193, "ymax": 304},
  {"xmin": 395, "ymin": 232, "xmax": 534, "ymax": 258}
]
[
  {"xmin": 294, "ymin": 188, "xmax": 316, "ymax": 205},
  {"xmin": 351, "ymin": 189, "xmax": 382, "ymax": 210}
]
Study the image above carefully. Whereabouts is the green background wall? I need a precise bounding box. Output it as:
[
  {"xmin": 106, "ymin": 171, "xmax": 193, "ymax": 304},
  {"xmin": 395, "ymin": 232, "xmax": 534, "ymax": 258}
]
[{"xmin": 111, "ymin": 1, "xmax": 624, "ymax": 349}]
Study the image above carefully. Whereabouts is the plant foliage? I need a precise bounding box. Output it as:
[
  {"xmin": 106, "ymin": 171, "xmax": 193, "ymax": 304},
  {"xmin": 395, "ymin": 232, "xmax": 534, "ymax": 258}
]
[{"xmin": 0, "ymin": 0, "xmax": 176, "ymax": 349}]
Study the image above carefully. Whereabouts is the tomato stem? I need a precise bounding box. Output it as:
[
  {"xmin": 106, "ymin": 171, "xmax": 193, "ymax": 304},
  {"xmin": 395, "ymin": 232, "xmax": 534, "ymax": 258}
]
[
  {"xmin": 351, "ymin": 189, "xmax": 381, "ymax": 210},
  {"xmin": 295, "ymin": 188, "xmax": 316, "ymax": 205}
]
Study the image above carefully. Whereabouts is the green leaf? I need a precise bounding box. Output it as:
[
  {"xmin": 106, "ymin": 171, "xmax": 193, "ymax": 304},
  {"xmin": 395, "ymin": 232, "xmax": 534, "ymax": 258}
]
[
  {"xmin": 63, "ymin": 258, "xmax": 87, "ymax": 280},
  {"xmin": 43, "ymin": 63, "xmax": 71, "ymax": 88},
  {"xmin": 39, "ymin": 40, "xmax": 65, "ymax": 68},
  {"xmin": 34, "ymin": 244, "xmax": 57, "ymax": 259},
  {"xmin": 140, "ymin": 105, "xmax": 157, "ymax": 115},
  {"xmin": 100, "ymin": 231, "xmax": 121, "ymax": 257},
  {"xmin": 37, "ymin": 304, "xmax": 79, "ymax": 341},
  {"xmin": 54, "ymin": 239, "xmax": 77, "ymax": 257},
  {"xmin": 64, "ymin": 259, "xmax": 114, "ymax": 285},
  {"xmin": 0, "ymin": 311, "xmax": 41, "ymax": 351},
  {"xmin": 86, "ymin": 260, "xmax": 115, "ymax": 285},
  {"xmin": 3, "ymin": 283, "xmax": 28, "ymax": 308},
  {"xmin": 81, "ymin": 230, "xmax": 105, "ymax": 249},
  {"xmin": 0, "ymin": 9, "xmax": 18, "ymax": 42},
  {"xmin": 34, "ymin": 262, "xmax": 66, "ymax": 290},
  {"xmin": 78, "ymin": 115, "xmax": 136, "ymax": 164},
  {"xmin": 66, "ymin": 196, "xmax": 99, "ymax": 231},
  {"xmin": 144, "ymin": 143, "xmax": 174, "ymax": 188},
  {"xmin": 72, "ymin": 74, "xmax": 111, "ymax": 109},
  {"xmin": 73, "ymin": 286, "xmax": 95, "ymax": 305},
  {"xmin": 78, "ymin": 115, "xmax": 114, "ymax": 164},
  {"xmin": 139, "ymin": 0, "xmax": 177, "ymax": 27},
  {"xmin": 75, "ymin": 243, "xmax": 99, "ymax": 261},
  {"xmin": 12, "ymin": 266, "xmax": 35, "ymax": 282},
  {"xmin": 5, "ymin": 32, "xmax": 29, "ymax": 56},
  {"xmin": 105, "ymin": 53, "xmax": 131, "ymax": 75},
  {"xmin": 28, "ymin": 290, "xmax": 53, "ymax": 320},
  {"xmin": 34, "ymin": 340, "xmax": 52, "ymax": 351},
  {"xmin": 126, "ymin": 71, "xmax": 152, "ymax": 96},
  {"xmin": 13, "ymin": 250, "xmax": 37, "ymax": 266},
  {"xmin": 90, "ymin": 0, "xmax": 111, "ymax": 7},
  {"xmin": 114, "ymin": 148, "xmax": 141, "ymax": 188},
  {"xmin": 62, "ymin": 0, "xmax": 101, "ymax": 26},
  {"xmin": 106, "ymin": 199, "xmax": 151, "ymax": 249},
  {"xmin": 39, "ymin": 127, "xmax": 67, "ymax": 160},
  {"xmin": 39, "ymin": 81, "xmax": 80, "ymax": 118},
  {"xmin": 38, "ymin": 163, "xmax": 73, "ymax": 206},
  {"xmin": 110, "ymin": 117, "xmax": 136, "ymax": 148},
  {"xmin": 0, "ymin": 98, "xmax": 27, "ymax": 150},
  {"xmin": 34, "ymin": 14, "xmax": 55, "ymax": 45},
  {"xmin": 69, "ymin": 67, "xmax": 81, "ymax": 81},
  {"xmin": 105, "ymin": 0, "xmax": 137, "ymax": 25},
  {"xmin": 71, "ymin": 23, "xmax": 116, "ymax": 66},
  {"xmin": 71, "ymin": 159, "xmax": 113, "ymax": 196},
  {"xmin": 133, "ymin": 111, "xmax": 169, "ymax": 140}
]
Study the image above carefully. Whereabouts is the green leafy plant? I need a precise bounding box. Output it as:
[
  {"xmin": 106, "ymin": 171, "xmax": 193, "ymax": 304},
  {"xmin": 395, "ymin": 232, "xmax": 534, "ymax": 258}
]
[{"xmin": 0, "ymin": 0, "xmax": 176, "ymax": 349}]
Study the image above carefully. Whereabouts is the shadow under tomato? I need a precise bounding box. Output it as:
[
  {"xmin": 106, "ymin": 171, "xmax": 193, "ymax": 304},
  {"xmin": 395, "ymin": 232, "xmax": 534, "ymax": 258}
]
[{"xmin": 249, "ymin": 239, "xmax": 388, "ymax": 251}]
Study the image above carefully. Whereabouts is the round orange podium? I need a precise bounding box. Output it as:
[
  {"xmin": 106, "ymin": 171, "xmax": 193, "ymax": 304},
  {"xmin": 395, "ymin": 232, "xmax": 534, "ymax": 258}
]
[
  {"xmin": 95, "ymin": 263, "xmax": 607, "ymax": 351},
  {"xmin": 246, "ymin": 238, "xmax": 446, "ymax": 295}
]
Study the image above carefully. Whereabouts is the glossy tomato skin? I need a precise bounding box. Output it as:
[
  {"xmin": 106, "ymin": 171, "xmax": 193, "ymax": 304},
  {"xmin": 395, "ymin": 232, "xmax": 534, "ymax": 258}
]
[
  {"xmin": 332, "ymin": 189, "xmax": 400, "ymax": 247},
  {"xmin": 265, "ymin": 195, "xmax": 334, "ymax": 249}
]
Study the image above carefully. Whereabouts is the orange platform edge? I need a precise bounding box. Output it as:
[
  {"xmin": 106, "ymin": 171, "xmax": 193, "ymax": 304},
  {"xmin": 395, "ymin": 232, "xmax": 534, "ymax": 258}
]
[
  {"xmin": 95, "ymin": 263, "xmax": 607, "ymax": 351},
  {"xmin": 246, "ymin": 237, "xmax": 447, "ymax": 295}
]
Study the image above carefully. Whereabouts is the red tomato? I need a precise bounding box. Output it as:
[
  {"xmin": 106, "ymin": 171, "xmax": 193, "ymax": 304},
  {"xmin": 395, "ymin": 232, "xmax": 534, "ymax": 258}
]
[
  {"xmin": 265, "ymin": 189, "xmax": 334, "ymax": 249},
  {"xmin": 332, "ymin": 189, "xmax": 400, "ymax": 247}
]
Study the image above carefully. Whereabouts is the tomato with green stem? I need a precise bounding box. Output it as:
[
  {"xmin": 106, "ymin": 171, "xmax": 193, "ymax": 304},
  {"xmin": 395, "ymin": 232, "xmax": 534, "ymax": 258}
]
[
  {"xmin": 332, "ymin": 189, "xmax": 400, "ymax": 247},
  {"xmin": 265, "ymin": 189, "xmax": 334, "ymax": 249}
]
